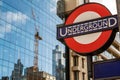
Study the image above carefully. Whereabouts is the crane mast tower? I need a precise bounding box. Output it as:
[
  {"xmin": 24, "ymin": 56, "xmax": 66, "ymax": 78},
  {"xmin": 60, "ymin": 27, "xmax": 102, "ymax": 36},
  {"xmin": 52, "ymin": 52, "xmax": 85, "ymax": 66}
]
[{"xmin": 31, "ymin": 8, "xmax": 42, "ymax": 72}]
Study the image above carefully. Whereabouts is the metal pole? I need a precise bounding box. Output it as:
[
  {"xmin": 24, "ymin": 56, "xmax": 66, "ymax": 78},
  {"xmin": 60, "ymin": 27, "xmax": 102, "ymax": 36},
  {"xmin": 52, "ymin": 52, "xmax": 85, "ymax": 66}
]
[
  {"xmin": 87, "ymin": 55, "xmax": 93, "ymax": 80},
  {"xmin": 65, "ymin": 46, "xmax": 70, "ymax": 80},
  {"xmin": 83, "ymin": 1, "xmax": 93, "ymax": 80}
]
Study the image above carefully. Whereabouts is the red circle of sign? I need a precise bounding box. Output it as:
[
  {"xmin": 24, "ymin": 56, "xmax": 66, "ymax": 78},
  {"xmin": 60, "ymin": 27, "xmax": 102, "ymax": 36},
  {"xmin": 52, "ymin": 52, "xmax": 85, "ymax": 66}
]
[{"xmin": 64, "ymin": 3, "xmax": 112, "ymax": 54}]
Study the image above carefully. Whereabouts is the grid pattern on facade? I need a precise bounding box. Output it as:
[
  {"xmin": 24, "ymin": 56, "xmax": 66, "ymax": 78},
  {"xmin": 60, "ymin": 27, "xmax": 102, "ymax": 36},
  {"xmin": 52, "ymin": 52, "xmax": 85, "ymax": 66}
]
[{"xmin": 0, "ymin": 0, "xmax": 64, "ymax": 80}]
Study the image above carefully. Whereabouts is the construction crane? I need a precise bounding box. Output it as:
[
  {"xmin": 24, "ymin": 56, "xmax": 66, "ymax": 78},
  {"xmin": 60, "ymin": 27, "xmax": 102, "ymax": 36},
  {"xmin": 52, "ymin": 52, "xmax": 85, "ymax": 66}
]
[{"xmin": 31, "ymin": 8, "xmax": 42, "ymax": 72}]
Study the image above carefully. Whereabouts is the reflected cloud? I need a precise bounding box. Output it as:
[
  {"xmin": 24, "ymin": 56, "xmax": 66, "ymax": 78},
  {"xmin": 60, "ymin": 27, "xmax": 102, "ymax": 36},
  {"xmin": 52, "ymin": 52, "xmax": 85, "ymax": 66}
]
[
  {"xmin": 50, "ymin": 0, "xmax": 58, "ymax": 13},
  {"xmin": 6, "ymin": 11, "xmax": 29, "ymax": 24},
  {"xmin": 0, "ymin": 24, "xmax": 12, "ymax": 38},
  {"xmin": 50, "ymin": 7, "xmax": 56, "ymax": 13},
  {"xmin": 0, "ymin": 24, "xmax": 12, "ymax": 33},
  {"xmin": 0, "ymin": 11, "xmax": 29, "ymax": 38}
]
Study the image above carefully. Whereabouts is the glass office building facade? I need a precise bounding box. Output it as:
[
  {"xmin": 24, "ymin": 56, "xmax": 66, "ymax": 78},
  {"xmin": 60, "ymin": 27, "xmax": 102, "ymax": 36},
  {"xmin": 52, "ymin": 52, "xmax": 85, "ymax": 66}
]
[{"xmin": 0, "ymin": 0, "xmax": 64, "ymax": 79}]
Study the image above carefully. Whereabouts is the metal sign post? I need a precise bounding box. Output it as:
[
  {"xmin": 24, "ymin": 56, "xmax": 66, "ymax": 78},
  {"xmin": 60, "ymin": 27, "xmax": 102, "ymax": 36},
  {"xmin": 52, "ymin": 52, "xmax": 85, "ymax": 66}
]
[
  {"xmin": 65, "ymin": 46, "xmax": 70, "ymax": 80},
  {"xmin": 87, "ymin": 55, "xmax": 93, "ymax": 80},
  {"xmin": 83, "ymin": 1, "xmax": 93, "ymax": 80}
]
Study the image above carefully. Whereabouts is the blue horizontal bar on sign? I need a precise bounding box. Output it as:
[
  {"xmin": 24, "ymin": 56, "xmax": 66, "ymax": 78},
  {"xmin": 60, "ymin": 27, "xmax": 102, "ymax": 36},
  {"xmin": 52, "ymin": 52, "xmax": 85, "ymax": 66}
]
[{"xmin": 93, "ymin": 59, "xmax": 120, "ymax": 79}]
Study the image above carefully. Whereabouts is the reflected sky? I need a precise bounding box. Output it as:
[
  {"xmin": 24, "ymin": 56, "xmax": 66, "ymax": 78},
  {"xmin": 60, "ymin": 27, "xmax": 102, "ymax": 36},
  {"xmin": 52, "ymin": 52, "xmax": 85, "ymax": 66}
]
[{"xmin": 0, "ymin": 0, "xmax": 64, "ymax": 78}]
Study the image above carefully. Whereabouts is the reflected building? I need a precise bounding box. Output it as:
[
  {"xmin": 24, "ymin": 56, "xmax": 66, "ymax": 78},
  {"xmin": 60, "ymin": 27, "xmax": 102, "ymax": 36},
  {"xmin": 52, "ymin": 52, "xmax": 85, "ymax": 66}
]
[
  {"xmin": 52, "ymin": 45, "xmax": 65, "ymax": 80},
  {"xmin": 56, "ymin": 59, "xmax": 65, "ymax": 80},
  {"xmin": 2, "ymin": 77, "xmax": 9, "ymax": 80},
  {"xmin": 10, "ymin": 59, "xmax": 23, "ymax": 80},
  {"xmin": 0, "ymin": 0, "xmax": 64, "ymax": 80},
  {"xmin": 24, "ymin": 67, "xmax": 56, "ymax": 80},
  {"xmin": 52, "ymin": 45, "xmax": 62, "ymax": 76}
]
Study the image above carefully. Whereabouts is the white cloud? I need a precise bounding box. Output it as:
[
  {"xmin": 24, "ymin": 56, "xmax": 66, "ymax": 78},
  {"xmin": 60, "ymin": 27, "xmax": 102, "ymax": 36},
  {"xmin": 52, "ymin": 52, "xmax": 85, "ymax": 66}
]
[
  {"xmin": 5, "ymin": 24, "xmax": 12, "ymax": 32},
  {"xmin": 6, "ymin": 11, "xmax": 29, "ymax": 24},
  {"xmin": 0, "ymin": 11, "xmax": 29, "ymax": 38},
  {"xmin": 50, "ymin": 7, "xmax": 56, "ymax": 13},
  {"xmin": 0, "ymin": 24, "xmax": 12, "ymax": 38},
  {"xmin": 50, "ymin": 0, "xmax": 58, "ymax": 13},
  {"xmin": 0, "ymin": 24, "xmax": 11, "ymax": 33}
]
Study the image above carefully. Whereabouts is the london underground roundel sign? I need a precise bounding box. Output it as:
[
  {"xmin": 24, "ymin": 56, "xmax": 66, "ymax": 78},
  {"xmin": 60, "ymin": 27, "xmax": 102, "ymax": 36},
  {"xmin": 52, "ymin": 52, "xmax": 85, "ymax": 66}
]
[{"xmin": 64, "ymin": 3, "xmax": 117, "ymax": 55}]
